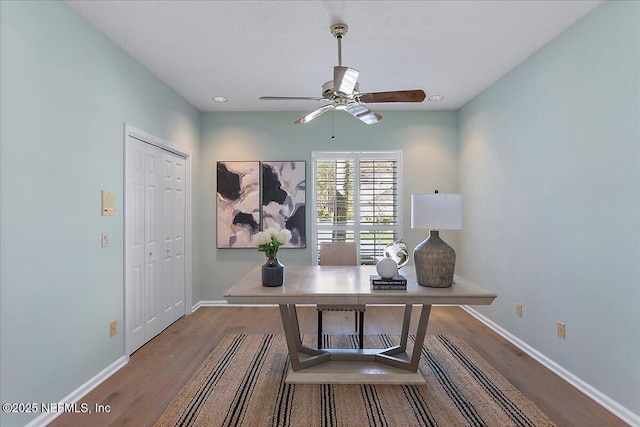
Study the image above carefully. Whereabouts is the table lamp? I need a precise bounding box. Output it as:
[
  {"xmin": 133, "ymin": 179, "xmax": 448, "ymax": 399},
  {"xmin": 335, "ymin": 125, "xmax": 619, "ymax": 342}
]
[{"xmin": 411, "ymin": 191, "xmax": 462, "ymax": 287}]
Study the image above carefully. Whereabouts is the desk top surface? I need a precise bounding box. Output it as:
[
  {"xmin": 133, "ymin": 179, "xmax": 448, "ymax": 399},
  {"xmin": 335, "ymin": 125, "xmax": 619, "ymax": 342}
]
[{"xmin": 224, "ymin": 265, "xmax": 496, "ymax": 306}]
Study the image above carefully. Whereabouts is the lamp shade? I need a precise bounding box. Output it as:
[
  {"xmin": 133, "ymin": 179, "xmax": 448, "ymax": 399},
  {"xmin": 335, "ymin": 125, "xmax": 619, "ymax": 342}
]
[{"xmin": 411, "ymin": 193, "xmax": 462, "ymax": 230}]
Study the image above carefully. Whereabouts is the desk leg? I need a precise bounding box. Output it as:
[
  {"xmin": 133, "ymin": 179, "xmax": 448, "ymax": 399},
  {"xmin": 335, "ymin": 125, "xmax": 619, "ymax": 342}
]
[
  {"xmin": 378, "ymin": 304, "xmax": 412, "ymax": 357},
  {"xmin": 408, "ymin": 304, "xmax": 432, "ymax": 371},
  {"xmin": 378, "ymin": 304, "xmax": 432, "ymax": 372},
  {"xmin": 279, "ymin": 304, "xmax": 327, "ymax": 371},
  {"xmin": 279, "ymin": 304, "xmax": 301, "ymax": 349},
  {"xmin": 399, "ymin": 304, "xmax": 413, "ymax": 351}
]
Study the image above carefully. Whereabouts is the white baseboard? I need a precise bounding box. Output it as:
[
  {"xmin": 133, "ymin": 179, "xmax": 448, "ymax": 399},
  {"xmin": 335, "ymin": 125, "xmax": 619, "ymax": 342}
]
[
  {"xmin": 192, "ymin": 300, "xmax": 227, "ymax": 311},
  {"xmin": 26, "ymin": 355, "xmax": 129, "ymax": 427},
  {"xmin": 192, "ymin": 300, "xmax": 281, "ymax": 311},
  {"xmin": 462, "ymin": 306, "xmax": 640, "ymax": 427}
]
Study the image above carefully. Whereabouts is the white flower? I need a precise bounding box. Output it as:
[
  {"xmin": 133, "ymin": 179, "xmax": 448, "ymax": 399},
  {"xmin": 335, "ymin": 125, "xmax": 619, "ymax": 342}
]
[
  {"xmin": 252, "ymin": 230, "xmax": 273, "ymax": 246},
  {"xmin": 253, "ymin": 227, "xmax": 291, "ymax": 259},
  {"xmin": 275, "ymin": 228, "xmax": 292, "ymax": 244}
]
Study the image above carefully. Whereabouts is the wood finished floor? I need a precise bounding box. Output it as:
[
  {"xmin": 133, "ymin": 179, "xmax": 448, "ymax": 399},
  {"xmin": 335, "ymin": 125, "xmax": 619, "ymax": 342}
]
[{"xmin": 50, "ymin": 306, "xmax": 626, "ymax": 427}]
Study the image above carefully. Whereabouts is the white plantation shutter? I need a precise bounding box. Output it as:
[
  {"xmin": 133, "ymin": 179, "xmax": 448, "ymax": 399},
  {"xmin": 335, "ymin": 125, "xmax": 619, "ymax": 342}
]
[{"xmin": 312, "ymin": 152, "xmax": 402, "ymax": 265}]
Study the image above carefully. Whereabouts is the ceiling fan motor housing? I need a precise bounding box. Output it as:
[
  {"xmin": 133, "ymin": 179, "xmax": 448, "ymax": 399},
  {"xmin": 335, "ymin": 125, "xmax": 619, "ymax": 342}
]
[{"xmin": 322, "ymin": 80, "xmax": 359, "ymax": 99}]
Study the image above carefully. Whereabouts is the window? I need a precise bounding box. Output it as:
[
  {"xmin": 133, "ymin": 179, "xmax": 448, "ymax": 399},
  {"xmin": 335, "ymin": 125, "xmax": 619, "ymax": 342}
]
[{"xmin": 312, "ymin": 151, "xmax": 402, "ymax": 265}]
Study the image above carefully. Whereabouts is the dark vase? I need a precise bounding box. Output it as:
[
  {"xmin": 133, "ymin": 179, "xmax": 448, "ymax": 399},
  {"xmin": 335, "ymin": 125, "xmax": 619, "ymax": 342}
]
[
  {"xmin": 262, "ymin": 258, "xmax": 284, "ymax": 287},
  {"xmin": 413, "ymin": 230, "xmax": 456, "ymax": 288}
]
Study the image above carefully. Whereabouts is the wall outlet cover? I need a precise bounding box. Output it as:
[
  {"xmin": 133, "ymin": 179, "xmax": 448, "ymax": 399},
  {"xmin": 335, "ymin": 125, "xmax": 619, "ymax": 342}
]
[{"xmin": 557, "ymin": 322, "xmax": 566, "ymax": 339}]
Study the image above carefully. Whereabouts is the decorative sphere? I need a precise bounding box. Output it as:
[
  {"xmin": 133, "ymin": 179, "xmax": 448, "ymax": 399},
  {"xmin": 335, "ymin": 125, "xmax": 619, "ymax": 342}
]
[
  {"xmin": 383, "ymin": 240, "xmax": 409, "ymax": 268},
  {"xmin": 376, "ymin": 258, "xmax": 399, "ymax": 279}
]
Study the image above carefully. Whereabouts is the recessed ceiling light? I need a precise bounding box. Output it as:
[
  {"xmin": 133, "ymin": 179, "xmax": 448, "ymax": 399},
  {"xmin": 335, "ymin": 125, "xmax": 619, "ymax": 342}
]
[
  {"xmin": 212, "ymin": 96, "xmax": 228, "ymax": 103},
  {"xmin": 428, "ymin": 95, "xmax": 444, "ymax": 102}
]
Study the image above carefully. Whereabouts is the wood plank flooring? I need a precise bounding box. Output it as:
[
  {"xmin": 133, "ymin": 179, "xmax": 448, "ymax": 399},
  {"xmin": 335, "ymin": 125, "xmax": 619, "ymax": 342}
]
[{"xmin": 50, "ymin": 306, "xmax": 626, "ymax": 427}]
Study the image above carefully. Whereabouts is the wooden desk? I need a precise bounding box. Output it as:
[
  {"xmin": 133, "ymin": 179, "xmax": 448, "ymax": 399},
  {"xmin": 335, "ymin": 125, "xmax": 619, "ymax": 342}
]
[{"xmin": 224, "ymin": 265, "xmax": 496, "ymax": 384}]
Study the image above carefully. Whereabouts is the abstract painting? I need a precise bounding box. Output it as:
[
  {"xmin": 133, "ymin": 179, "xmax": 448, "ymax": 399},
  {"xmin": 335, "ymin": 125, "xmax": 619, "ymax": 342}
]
[
  {"xmin": 262, "ymin": 161, "xmax": 306, "ymax": 248},
  {"xmin": 216, "ymin": 161, "xmax": 260, "ymax": 248}
]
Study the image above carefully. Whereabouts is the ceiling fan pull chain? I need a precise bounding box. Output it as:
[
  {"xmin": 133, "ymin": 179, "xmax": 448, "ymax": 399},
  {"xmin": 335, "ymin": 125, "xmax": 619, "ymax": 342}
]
[{"xmin": 331, "ymin": 110, "xmax": 335, "ymax": 139}]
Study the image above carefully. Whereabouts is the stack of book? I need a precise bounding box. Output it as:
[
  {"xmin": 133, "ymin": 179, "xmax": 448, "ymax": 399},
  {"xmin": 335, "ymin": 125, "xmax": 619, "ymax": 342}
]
[{"xmin": 370, "ymin": 274, "xmax": 407, "ymax": 290}]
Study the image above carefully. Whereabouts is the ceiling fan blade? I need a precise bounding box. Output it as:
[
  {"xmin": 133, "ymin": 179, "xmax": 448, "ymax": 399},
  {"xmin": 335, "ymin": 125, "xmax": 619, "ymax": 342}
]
[
  {"xmin": 334, "ymin": 66, "xmax": 359, "ymax": 95},
  {"xmin": 294, "ymin": 104, "xmax": 335, "ymax": 124},
  {"xmin": 260, "ymin": 96, "xmax": 325, "ymax": 101},
  {"xmin": 359, "ymin": 90, "xmax": 426, "ymax": 103},
  {"xmin": 345, "ymin": 103, "xmax": 382, "ymax": 125}
]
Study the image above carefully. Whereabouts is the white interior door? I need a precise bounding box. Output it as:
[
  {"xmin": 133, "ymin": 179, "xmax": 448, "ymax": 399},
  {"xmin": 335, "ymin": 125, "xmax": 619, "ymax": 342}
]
[
  {"xmin": 159, "ymin": 150, "xmax": 186, "ymax": 325},
  {"xmin": 125, "ymin": 133, "xmax": 187, "ymax": 355}
]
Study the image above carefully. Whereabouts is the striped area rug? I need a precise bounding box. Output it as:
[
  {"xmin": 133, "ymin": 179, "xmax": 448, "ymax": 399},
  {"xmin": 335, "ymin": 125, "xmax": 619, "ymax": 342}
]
[{"xmin": 155, "ymin": 334, "xmax": 555, "ymax": 426}]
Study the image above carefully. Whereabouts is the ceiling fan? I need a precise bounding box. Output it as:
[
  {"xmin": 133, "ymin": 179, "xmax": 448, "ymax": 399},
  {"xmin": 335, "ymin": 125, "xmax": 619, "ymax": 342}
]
[{"xmin": 259, "ymin": 23, "xmax": 426, "ymax": 125}]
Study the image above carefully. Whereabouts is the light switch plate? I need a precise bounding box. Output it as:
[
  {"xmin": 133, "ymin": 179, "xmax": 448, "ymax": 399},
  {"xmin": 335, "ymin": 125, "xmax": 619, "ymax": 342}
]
[
  {"xmin": 101, "ymin": 190, "xmax": 115, "ymax": 216},
  {"xmin": 101, "ymin": 233, "xmax": 109, "ymax": 248}
]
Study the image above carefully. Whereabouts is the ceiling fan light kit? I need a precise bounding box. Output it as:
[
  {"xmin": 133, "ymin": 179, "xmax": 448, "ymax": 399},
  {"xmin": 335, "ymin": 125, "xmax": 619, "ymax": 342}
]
[{"xmin": 260, "ymin": 23, "xmax": 426, "ymax": 125}]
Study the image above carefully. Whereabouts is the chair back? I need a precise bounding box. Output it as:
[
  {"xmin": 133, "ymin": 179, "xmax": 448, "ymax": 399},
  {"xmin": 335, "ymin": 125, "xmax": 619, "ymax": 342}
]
[{"xmin": 319, "ymin": 242, "xmax": 358, "ymax": 266}]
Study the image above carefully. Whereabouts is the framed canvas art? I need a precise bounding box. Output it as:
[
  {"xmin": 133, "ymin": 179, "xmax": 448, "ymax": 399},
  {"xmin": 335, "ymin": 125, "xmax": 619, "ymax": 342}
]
[
  {"xmin": 216, "ymin": 161, "xmax": 260, "ymax": 248},
  {"xmin": 262, "ymin": 161, "xmax": 306, "ymax": 248}
]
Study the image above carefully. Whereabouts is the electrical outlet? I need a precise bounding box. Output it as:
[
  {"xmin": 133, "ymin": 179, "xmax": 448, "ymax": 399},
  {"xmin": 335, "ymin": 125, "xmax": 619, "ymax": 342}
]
[
  {"xmin": 557, "ymin": 322, "xmax": 566, "ymax": 339},
  {"xmin": 110, "ymin": 321, "xmax": 117, "ymax": 337},
  {"xmin": 516, "ymin": 303, "xmax": 523, "ymax": 317}
]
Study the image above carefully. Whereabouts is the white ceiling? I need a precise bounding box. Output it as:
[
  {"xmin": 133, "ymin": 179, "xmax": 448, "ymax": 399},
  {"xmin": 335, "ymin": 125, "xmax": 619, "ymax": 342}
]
[{"xmin": 66, "ymin": 0, "xmax": 602, "ymax": 113}]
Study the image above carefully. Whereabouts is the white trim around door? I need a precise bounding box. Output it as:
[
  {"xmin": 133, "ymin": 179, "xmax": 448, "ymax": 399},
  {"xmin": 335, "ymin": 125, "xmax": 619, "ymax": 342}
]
[{"xmin": 123, "ymin": 123, "xmax": 193, "ymax": 356}]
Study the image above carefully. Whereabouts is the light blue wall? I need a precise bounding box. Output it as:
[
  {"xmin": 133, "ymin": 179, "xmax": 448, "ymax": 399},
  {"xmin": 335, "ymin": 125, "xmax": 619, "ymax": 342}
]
[
  {"xmin": 458, "ymin": 0, "xmax": 639, "ymax": 415},
  {"xmin": 0, "ymin": 2, "xmax": 200, "ymax": 426},
  {"xmin": 198, "ymin": 111, "xmax": 459, "ymax": 300}
]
